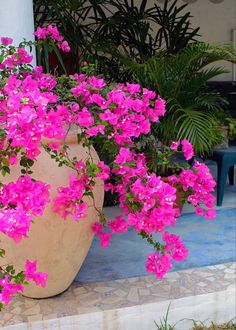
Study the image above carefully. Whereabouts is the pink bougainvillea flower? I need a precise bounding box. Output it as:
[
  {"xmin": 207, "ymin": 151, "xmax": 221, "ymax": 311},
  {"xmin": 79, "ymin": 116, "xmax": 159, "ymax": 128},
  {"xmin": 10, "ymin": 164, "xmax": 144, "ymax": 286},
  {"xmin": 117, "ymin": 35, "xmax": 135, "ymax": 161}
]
[
  {"xmin": 92, "ymin": 222, "xmax": 112, "ymax": 248},
  {"xmin": 86, "ymin": 125, "xmax": 105, "ymax": 137},
  {"xmin": 1, "ymin": 37, "xmax": 13, "ymax": 45},
  {"xmin": 58, "ymin": 40, "xmax": 70, "ymax": 52},
  {"xmin": 24, "ymin": 260, "xmax": 48, "ymax": 288},
  {"xmin": 74, "ymin": 202, "xmax": 88, "ymax": 221},
  {"xmin": 8, "ymin": 154, "xmax": 18, "ymax": 165},
  {"xmin": 108, "ymin": 216, "xmax": 128, "ymax": 234},
  {"xmin": 77, "ymin": 107, "xmax": 94, "ymax": 127},
  {"xmin": 87, "ymin": 76, "xmax": 106, "ymax": 89},
  {"xmin": 47, "ymin": 25, "xmax": 63, "ymax": 42},
  {"xmin": 181, "ymin": 140, "xmax": 194, "ymax": 160},
  {"xmin": 47, "ymin": 142, "xmax": 61, "ymax": 152},
  {"xmin": 34, "ymin": 27, "xmax": 48, "ymax": 39},
  {"xmin": 114, "ymin": 148, "xmax": 133, "ymax": 166},
  {"xmin": 204, "ymin": 209, "xmax": 216, "ymax": 219},
  {"xmin": 0, "ymin": 275, "xmax": 24, "ymax": 305},
  {"xmin": 154, "ymin": 96, "xmax": 166, "ymax": 117},
  {"xmin": 196, "ymin": 206, "xmax": 204, "ymax": 216},
  {"xmin": 0, "ymin": 207, "xmax": 32, "ymax": 243},
  {"xmin": 52, "ymin": 173, "xmax": 89, "ymax": 221},
  {"xmin": 125, "ymin": 83, "xmax": 141, "ymax": 94},
  {"xmin": 1, "ymin": 48, "xmax": 33, "ymax": 69},
  {"xmin": 99, "ymin": 232, "xmax": 112, "ymax": 248},
  {"xmin": 2, "ymin": 175, "xmax": 51, "ymax": 217},
  {"xmin": 163, "ymin": 232, "xmax": 188, "ymax": 262},
  {"xmin": 97, "ymin": 161, "xmax": 110, "ymax": 181},
  {"xmin": 170, "ymin": 141, "xmax": 180, "ymax": 150},
  {"xmin": 146, "ymin": 252, "xmax": 172, "ymax": 280}
]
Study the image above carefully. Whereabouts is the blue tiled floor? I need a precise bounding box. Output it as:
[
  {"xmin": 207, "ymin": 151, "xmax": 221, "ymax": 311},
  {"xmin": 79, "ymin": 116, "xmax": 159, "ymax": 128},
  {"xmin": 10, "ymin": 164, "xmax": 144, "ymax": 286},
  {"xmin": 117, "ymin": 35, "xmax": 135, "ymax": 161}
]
[
  {"xmin": 76, "ymin": 207, "xmax": 236, "ymax": 283},
  {"xmin": 76, "ymin": 162, "xmax": 236, "ymax": 283}
]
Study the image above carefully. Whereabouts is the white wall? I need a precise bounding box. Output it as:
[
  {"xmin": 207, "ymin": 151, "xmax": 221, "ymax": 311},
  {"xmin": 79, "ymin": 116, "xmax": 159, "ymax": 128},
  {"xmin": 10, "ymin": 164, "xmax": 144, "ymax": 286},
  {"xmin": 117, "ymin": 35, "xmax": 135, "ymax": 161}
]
[
  {"xmin": 0, "ymin": 0, "xmax": 35, "ymax": 64},
  {"xmin": 184, "ymin": 0, "xmax": 236, "ymax": 81},
  {"xmin": 150, "ymin": 0, "xmax": 236, "ymax": 81}
]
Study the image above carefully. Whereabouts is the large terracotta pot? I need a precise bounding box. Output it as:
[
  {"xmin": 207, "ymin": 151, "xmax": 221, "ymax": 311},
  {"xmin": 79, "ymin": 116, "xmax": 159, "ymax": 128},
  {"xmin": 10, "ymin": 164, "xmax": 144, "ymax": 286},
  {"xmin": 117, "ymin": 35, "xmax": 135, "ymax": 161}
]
[{"xmin": 0, "ymin": 133, "xmax": 104, "ymax": 298}]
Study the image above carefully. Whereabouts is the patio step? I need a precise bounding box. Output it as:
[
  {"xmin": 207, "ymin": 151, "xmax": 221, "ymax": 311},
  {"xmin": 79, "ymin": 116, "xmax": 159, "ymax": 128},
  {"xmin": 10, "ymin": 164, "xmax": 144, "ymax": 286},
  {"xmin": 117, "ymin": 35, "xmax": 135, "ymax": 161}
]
[{"xmin": 0, "ymin": 263, "xmax": 235, "ymax": 330}]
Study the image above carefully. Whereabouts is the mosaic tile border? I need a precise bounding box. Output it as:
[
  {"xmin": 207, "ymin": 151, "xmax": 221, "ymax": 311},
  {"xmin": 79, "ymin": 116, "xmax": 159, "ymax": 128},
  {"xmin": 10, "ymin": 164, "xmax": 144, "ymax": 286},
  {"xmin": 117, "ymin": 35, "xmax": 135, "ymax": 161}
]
[{"xmin": 0, "ymin": 262, "xmax": 235, "ymax": 327}]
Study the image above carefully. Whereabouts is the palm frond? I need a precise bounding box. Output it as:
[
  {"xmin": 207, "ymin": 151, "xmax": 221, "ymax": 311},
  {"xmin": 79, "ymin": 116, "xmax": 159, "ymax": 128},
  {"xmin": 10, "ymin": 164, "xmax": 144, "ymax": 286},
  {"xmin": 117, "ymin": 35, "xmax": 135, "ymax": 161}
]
[
  {"xmin": 175, "ymin": 108, "xmax": 223, "ymax": 156},
  {"xmin": 120, "ymin": 41, "xmax": 235, "ymax": 155}
]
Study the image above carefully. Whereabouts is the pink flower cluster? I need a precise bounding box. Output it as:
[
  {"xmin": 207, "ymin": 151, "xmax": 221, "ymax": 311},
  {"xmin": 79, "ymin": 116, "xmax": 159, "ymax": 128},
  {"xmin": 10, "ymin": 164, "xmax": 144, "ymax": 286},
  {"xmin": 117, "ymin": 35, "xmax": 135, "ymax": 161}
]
[
  {"xmin": 0, "ymin": 28, "xmax": 218, "ymax": 301},
  {"xmin": 0, "ymin": 48, "xmax": 33, "ymax": 70},
  {"xmin": 0, "ymin": 275, "xmax": 24, "ymax": 305},
  {"xmin": 146, "ymin": 232, "xmax": 188, "ymax": 279},
  {"xmin": 92, "ymin": 148, "xmax": 180, "ymax": 257},
  {"xmin": 24, "ymin": 260, "xmax": 48, "ymax": 288},
  {"xmin": 71, "ymin": 77, "xmax": 166, "ymax": 146},
  {"xmin": 97, "ymin": 161, "xmax": 110, "ymax": 181},
  {"xmin": 0, "ymin": 175, "xmax": 50, "ymax": 215},
  {"xmin": 108, "ymin": 216, "xmax": 128, "ymax": 234},
  {"xmin": 163, "ymin": 232, "xmax": 188, "ymax": 261},
  {"xmin": 92, "ymin": 222, "xmax": 112, "ymax": 248},
  {"xmin": 0, "ymin": 207, "xmax": 32, "ymax": 243},
  {"xmin": 170, "ymin": 140, "xmax": 194, "ymax": 160},
  {"xmin": 146, "ymin": 252, "xmax": 172, "ymax": 280},
  {"xmin": 1, "ymin": 37, "xmax": 13, "ymax": 45},
  {"xmin": 0, "ymin": 175, "xmax": 50, "ymax": 242},
  {"xmin": 0, "ymin": 259, "xmax": 48, "ymax": 305},
  {"xmin": 167, "ymin": 161, "xmax": 216, "ymax": 218},
  {"xmin": 112, "ymin": 148, "xmax": 179, "ymax": 230},
  {"xmin": 92, "ymin": 144, "xmax": 216, "ymax": 279},
  {"xmin": 34, "ymin": 25, "xmax": 70, "ymax": 52},
  {"xmin": 1, "ymin": 69, "xmax": 66, "ymax": 159},
  {"xmin": 52, "ymin": 173, "xmax": 89, "ymax": 221}
]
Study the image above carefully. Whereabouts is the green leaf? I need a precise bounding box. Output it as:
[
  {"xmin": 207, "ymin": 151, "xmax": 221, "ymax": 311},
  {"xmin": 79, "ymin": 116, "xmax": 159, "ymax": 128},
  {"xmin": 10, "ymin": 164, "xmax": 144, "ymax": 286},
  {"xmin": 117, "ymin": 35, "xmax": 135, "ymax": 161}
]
[
  {"xmin": 36, "ymin": 45, "xmax": 42, "ymax": 66},
  {"xmin": 1, "ymin": 166, "xmax": 10, "ymax": 176},
  {"xmin": 0, "ymin": 249, "xmax": 5, "ymax": 258},
  {"xmin": 43, "ymin": 43, "xmax": 50, "ymax": 73},
  {"xmin": 52, "ymin": 44, "xmax": 67, "ymax": 74}
]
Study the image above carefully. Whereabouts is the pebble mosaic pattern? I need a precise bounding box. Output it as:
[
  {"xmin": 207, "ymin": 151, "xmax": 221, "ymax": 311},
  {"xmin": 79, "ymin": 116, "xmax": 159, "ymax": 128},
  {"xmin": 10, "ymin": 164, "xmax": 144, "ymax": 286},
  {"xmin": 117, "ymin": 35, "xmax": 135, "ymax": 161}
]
[{"xmin": 0, "ymin": 262, "xmax": 235, "ymax": 327}]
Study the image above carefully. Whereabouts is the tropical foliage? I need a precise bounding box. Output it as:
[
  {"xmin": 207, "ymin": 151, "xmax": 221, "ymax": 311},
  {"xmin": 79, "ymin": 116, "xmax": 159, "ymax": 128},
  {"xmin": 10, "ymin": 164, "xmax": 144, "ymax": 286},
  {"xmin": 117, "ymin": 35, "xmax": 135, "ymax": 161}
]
[
  {"xmin": 33, "ymin": 0, "xmax": 200, "ymax": 79},
  {"xmin": 121, "ymin": 42, "xmax": 236, "ymax": 156}
]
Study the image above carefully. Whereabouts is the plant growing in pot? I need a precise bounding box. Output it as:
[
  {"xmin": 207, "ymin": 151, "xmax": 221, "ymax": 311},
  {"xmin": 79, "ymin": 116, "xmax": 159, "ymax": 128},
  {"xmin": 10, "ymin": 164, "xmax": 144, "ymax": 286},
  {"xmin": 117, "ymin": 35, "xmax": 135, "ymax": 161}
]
[
  {"xmin": 212, "ymin": 109, "xmax": 236, "ymax": 148},
  {"xmin": 0, "ymin": 27, "xmax": 217, "ymax": 308},
  {"xmin": 33, "ymin": 0, "xmax": 200, "ymax": 79},
  {"xmin": 138, "ymin": 134, "xmax": 195, "ymax": 210}
]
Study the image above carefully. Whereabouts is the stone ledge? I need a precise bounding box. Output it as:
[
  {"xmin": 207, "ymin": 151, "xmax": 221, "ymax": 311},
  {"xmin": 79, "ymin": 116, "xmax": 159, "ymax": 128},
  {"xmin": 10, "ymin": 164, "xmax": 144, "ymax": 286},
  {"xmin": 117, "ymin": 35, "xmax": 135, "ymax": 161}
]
[{"xmin": 0, "ymin": 263, "xmax": 235, "ymax": 329}]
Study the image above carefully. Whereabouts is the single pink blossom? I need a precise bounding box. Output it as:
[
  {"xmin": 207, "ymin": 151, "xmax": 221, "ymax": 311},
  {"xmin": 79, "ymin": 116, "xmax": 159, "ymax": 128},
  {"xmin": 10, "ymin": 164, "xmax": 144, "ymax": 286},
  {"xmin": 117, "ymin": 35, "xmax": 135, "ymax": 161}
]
[
  {"xmin": 170, "ymin": 141, "xmax": 180, "ymax": 150},
  {"xmin": 77, "ymin": 107, "xmax": 94, "ymax": 127},
  {"xmin": 86, "ymin": 125, "xmax": 105, "ymax": 137},
  {"xmin": 9, "ymin": 154, "xmax": 18, "ymax": 165},
  {"xmin": 58, "ymin": 41, "xmax": 70, "ymax": 52},
  {"xmin": 181, "ymin": 140, "xmax": 194, "ymax": 160},
  {"xmin": 108, "ymin": 216, "xmax": 128, "ymax": 234},
  {"xmin": 205, "ymin": 209, "xmax": 216, "ymax": 219},
  {"xmin": 1, "ymin": 37, "xmax": 13, "ymax": 45},
  {"xmin": 92, "ymin": 222, "xmax": 112, "ymax": 248},
  {"xmin": 24, "ymin": 260, "xmax": 48, "ymax": 288},
  {"xmin": 196, "ymin": 206, "xmax": 204, "ymax": 216},
  {"xmin": 0, "ymin": 275, "xmax": 24, "ymax": 305}
]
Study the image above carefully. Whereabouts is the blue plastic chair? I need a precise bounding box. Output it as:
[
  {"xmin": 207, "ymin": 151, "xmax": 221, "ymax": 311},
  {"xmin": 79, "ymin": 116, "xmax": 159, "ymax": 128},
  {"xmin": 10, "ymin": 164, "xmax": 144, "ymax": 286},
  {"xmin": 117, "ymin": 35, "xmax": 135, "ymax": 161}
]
[{"xmin": 211, "ymin": 146, "xmax": 236, "ymax": 206}]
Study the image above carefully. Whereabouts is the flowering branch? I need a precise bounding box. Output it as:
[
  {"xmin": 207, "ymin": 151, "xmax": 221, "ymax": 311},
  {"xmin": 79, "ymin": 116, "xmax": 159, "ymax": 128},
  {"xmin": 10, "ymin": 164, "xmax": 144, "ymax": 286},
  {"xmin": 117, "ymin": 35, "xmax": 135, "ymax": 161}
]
[{"xmin": 0, "ymin": 26, "xmax": 217, "ymax": 307}]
